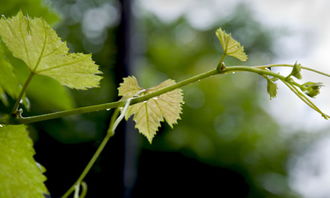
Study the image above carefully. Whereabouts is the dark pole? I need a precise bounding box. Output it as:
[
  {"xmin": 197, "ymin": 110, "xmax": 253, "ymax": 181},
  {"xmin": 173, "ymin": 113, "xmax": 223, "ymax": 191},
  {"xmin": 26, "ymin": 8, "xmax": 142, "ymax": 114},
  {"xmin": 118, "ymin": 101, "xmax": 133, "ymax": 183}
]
[
  {"xmin": 116, "ymin": 0, "xmax": 133, "ymax": 77},
  {"xmin": 114, "ymin": 0, "xmax": 138, "ymax": 198}
]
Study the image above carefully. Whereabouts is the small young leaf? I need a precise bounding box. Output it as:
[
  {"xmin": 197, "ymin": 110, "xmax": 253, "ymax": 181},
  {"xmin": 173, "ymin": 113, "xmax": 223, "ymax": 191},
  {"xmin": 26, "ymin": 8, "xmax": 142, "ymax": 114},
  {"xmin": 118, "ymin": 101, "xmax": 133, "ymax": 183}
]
[
  {"xmin": 289, "ymin": 62, "xmax": 302, "ymax": 79},
  {"xmin": 0, "ymin": 125, "xmax": 48, "ymax": 198},
  {"xmin": 266, "ymin": 78, "xmax": 278, "ymax": 99},
  {"xmin": 118, "ymin": 76, "xmax": 143, "ymax": 98},
  {"xmin": 0, "ymin": 12, "xmax": 102, "ymax": 90},
  {"xmin": 216, "ymin": 28, "xmax": 248, "ymax": 61},
  {"xmin": 300, "ymin": 82, "xmax": 322, "ymax": 97},
  {"xmin": 118, "ymin": 76, "xmax": 184, "ymax": 143}
]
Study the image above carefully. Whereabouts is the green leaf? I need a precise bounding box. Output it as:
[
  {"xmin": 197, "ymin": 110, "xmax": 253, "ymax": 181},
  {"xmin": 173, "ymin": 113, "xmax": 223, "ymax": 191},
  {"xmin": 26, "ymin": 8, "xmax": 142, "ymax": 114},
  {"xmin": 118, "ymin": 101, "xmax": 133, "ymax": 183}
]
[
  {"xmin": 289, "ymin": 62, "xmax": 302, "ymax": 79},
  {"xmin": 266, "ymin": 78, "xmax": 278, "ymax": 99},
  {"xmin": 0, "ymin": 12, "xmax": 102, "ymax": 90},
  {"xmin": 216, "ymin": 28, "xmax": 248, "ymax": 61},
  {"xmin": 118, "ymin": 76, "xmax": 184, "ymax": 143},
  {"xmin": 27, "ymin": 75, "xmax": 75, "ymax": 110},
  {"xmin": 0, "ymin": 42, "xmax": 20, "ymax": 102},
  {"xmin": 118, "ymin": 76, "xmax": 143, "ymax": 98},
  {"xmin": 0, "ymin": 87, "xmax": 9, "ymax": 106},
  {"xmin": 300, "ymin": 82, "xmax": 322, "ymax": 98},
  {"xmin": 0, "ymin": 125, "xmax": 48, "ymax": 198}
]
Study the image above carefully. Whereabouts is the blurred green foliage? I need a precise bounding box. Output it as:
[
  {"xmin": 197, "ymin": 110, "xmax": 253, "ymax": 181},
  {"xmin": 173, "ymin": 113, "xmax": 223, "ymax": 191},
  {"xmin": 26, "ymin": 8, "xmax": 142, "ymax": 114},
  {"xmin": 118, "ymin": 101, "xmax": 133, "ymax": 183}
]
[
  {"xmin": 137, "ymin": 5, "xmax": 300, "ymax": 198},
  {"xmin": 0, "ymin": 0, "xmax": 59, "ymax": 24}
]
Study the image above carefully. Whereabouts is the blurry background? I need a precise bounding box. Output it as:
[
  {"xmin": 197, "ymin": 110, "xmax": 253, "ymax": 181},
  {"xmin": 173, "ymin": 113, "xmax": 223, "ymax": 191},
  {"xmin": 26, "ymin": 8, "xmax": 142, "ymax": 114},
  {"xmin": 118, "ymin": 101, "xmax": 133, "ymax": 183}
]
[{"xmin": 0, "ymin": 0, "xmax": 329, "ymax": 197}]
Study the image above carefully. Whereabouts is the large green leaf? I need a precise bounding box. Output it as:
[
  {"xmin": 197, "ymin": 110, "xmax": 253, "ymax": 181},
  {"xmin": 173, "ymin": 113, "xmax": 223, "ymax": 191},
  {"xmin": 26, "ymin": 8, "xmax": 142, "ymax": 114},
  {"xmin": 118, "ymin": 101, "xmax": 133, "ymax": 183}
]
[
  {"xmin": 0, "ymin": 12, "xmax": 102, "ymax": 90},
  {"xmin": 0, "ymin": 125, "xmax": 48, "ymax": 197},
  {"xmin": 118, "ymin": 76, "xmax": 184, "ymax": 143}
]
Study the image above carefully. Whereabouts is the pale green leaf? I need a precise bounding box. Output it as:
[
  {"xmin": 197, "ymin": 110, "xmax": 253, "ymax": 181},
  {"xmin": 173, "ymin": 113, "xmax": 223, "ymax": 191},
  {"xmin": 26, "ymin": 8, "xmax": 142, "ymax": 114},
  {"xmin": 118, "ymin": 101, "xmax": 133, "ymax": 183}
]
[
  {"xmin": 267, "ymin": 79, "xmax": 278, "ymax": 99},
  {"xmin": 216, "ymin": 28, "xmax": 248, "ymax": 61},
  {"xmin": 118, "ymin": 76, "xmax": 143, "ymax": 98},
  {"xmin": 0, "ymin": 12, "xmax": 102, "ymax": 90},
  {"xmin": 0, "ymin": 125, "xmax": 48, "ymax": 198},
  {"xmin": 119, "ymin": 77, "xmax": 184, "ymax": 143}
]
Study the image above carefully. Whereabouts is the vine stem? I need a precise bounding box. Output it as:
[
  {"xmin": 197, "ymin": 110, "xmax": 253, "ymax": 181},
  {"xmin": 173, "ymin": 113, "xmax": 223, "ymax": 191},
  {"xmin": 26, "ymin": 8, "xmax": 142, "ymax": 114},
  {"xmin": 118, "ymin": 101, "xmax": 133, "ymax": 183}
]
[
  {"xmin": 2, "ymin": 65, "xmax": 328, "ymax": 125},
  {"xmin": 62, "ymin": 107, "xmax": 121, "ymax": 198},
  {"xmin": 257, "ymin": 64, "xmax": 330, "ymax": 77},
  {"xmin": 11, "ymin": 72, "xmax": 35, "ymax": 115},
  {"xmin": 13, "ymin": 69, "xmax": 219, "ymax": 124},
  {"xmin": 62, "ymin": 93, "xmax": 140, "ymax": 198},
  {"xmin": 61, "ymin": 125, "xmax": 114, "ymax": 198}
]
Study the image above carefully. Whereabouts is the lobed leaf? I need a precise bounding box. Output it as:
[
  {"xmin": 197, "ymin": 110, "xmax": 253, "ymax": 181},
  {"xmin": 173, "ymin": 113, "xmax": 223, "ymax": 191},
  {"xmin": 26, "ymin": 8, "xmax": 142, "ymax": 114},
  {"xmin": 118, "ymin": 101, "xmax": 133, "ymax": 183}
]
[
  {"xmin": 0, "ymin": 125, "xmax": 48, "ymax": 198},
  {"xmin": 216, "ymin": 28, "xmax": 248, "ymax": 61},
  {"xmin": 0, "ymin": 12, "xmax": 102, "ymax": 90},
  {"xmin": 118, "ymin": 76, "xmax": 184, "ymax": 143},
  {"xmin": 266, "ymin": 78, "xmax": 278, "ymax": 99}
]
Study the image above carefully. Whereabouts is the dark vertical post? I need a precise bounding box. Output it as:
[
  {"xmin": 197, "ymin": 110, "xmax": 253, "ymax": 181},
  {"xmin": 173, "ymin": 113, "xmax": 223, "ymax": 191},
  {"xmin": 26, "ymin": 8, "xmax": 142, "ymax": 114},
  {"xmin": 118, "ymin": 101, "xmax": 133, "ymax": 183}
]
[
  {"xmin": 116, "ymin": 0, "xmax": 133, "ymax": 77},
  {"xmin": 114, "ymin": 0, "xmax": 138, "ymax": 198}
]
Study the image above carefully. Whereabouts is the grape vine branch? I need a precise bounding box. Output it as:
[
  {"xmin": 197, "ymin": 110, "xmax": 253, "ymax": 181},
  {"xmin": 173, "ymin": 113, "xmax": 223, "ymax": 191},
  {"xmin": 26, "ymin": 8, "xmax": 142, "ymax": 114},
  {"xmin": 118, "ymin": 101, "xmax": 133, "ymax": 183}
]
[{"xmin": 0, "ymin": 64, "xmax": 327, "ymax": 127}]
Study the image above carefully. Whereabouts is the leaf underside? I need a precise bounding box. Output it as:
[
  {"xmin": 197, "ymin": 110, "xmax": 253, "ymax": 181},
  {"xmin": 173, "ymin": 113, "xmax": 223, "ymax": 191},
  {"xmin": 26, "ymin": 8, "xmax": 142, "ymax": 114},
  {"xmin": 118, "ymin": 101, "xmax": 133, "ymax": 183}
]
[
  {"xmin": 118, "ymin": 76, "xmax": 184, "ymax": 143},
  {"xmin": 216, "ymin": 28, "xmax": 248, "ymax": 61},
  {"xmin": 0, "ymin": 12, "xmax": 102, "ymax": 90},
  {"xmin": 0, "ymin": 42, "xmax": 20, "ymax": 103},
  {"xmin": 0, "ymin": 125, "xmax": 48, "ymax": 198}
]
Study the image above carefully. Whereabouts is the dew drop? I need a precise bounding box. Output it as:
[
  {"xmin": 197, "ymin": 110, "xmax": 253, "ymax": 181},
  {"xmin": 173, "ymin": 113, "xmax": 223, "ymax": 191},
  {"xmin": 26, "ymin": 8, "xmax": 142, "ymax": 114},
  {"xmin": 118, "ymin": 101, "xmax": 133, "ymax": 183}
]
[
  {"xmin": 0, "ymin": 124, "xmax": 3, "ymax": 128},
  {"xmin": 232, "ymin": 72, "xmax": 236, "ymax": 74},
  {"xmin": 153, "ymin": 97, "xmax": 159, "ymax": 100},
  {"xmin": 19, "ymin": 99, "xmax": 23, "ymax": 104},
  {"xmin": 106, "ymin": 108, "xmax": 111, "ymax": 111}
]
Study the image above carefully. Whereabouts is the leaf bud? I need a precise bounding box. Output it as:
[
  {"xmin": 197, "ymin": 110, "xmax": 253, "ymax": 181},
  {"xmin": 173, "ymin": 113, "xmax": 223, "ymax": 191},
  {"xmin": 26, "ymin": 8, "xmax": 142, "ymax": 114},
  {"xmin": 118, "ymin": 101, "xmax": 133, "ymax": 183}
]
[{"xmin": 300, "ymin": 82, "xmax": 323, "ymax": 97}]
